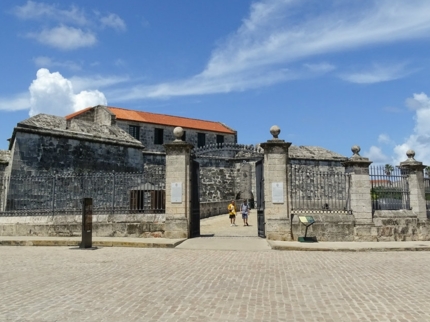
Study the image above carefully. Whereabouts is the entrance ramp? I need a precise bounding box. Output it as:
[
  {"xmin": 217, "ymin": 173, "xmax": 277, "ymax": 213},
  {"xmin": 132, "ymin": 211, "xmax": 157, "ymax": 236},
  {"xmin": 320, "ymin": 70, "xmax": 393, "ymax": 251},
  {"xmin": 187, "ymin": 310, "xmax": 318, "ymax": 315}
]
[
  {"xmin": 178, "ymin": 213, "xmax": 271, "ymax": 251},
  {"xmin": 200, "ymin": 212, "xmax": 258, "ymax": 237},
  {"xmin": 175, "ymin": 237, "xmax": 271, "ymax": 251}
]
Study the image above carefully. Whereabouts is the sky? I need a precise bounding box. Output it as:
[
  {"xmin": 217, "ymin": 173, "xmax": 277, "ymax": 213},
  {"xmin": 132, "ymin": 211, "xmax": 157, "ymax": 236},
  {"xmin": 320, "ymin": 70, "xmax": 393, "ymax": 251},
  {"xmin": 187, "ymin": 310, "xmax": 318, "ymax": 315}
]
[{"xmin": 1, "ymin": 0, "xmax": 430, "ymax": 166}]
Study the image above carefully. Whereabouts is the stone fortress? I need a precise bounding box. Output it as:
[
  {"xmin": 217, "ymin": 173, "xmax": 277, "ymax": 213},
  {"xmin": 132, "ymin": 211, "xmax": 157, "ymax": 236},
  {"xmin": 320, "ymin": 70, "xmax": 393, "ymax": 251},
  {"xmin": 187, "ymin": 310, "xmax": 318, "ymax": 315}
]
[{"xmin": 0, "ymin": 105, "xmax": 428, "ymax": 241}]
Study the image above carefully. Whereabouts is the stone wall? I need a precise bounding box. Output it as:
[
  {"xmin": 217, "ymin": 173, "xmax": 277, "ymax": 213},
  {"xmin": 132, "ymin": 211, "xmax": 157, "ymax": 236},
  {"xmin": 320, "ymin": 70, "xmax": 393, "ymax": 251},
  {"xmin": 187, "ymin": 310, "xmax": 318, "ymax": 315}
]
[
  {"xmin": 142, "ymin": 151, "xmax": 166, "ymax": 166},
  {"xmin": 69, "ymin": 105, "xmax": 116, "ymax": 126},
  {"xmin": 0, "ymin": 150, "xmax": 12, "ymax": 212},
  {"xmin": 4, "ymin": 172, "xmax": 155, "ymax": 213},
  {"xmin": 0, "ymin": 150, "xmax": 11, "ymax": 174},
  {"xmin": 10, "ymin": 131, "xmax": 143, "ymax": 175},
  {"xmin": 200, "ymin": 201, "xmax": 231, "ymax": 219},
  {"xmin": 291, "ymin": 213, "xmax": 355, "ymax": 241},
  {"xmin": 354, "ymin": 210, "xmax": 429, "ymax": 241},
  {"xmin": 199, "ymin": 165, "xmax": 236, "ymax": 202},
  {"xmin": 290, "ymin": 212, "xmax": 429, "ymax": 242},
  {"xmin": 0, "ymin": 213, "xmax": 165, "ymax": 238},
  {"xmin": 116, "ymin": 120, "xmax": 236, "ymax": 153}
]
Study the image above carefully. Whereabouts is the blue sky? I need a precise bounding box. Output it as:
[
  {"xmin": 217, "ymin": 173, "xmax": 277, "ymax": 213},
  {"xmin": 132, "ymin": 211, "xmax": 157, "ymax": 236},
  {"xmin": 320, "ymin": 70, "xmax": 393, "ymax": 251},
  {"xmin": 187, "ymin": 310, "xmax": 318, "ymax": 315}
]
[{"xmin": 1, "ymin": 0, "xmax": 430, "ymax": 166}]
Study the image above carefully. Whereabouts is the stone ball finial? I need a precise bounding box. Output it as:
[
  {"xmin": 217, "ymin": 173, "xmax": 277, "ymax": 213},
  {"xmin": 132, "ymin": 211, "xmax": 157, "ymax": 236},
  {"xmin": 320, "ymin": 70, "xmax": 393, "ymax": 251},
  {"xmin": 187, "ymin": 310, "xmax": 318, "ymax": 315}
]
[
  {"xmin": 270, "ymin": 125, "xmax": 281, "ymax": 139},
  {"xmin": 173, "ymin": 127, "xmax": 184, "ymax": 141},
  {"xmin": 406, "ymin": 149, "xmax": 416, "ymax": 161},
  {"xmin": 351, "ymin": 145, "xmax": 361, "ymax": 156}
]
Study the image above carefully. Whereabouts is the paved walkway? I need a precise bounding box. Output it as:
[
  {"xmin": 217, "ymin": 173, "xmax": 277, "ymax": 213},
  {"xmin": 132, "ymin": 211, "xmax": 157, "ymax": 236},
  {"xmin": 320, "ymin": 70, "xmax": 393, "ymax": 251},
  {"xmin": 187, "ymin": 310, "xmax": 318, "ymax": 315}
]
[
  {"xmin": 1, "ymin": 246, "xmax": 430, "ymax": 321},
  {"xmin": 2, "ymin": 214, "xmax": 430, "ymax": 321},
  {"xmin": 200, "ymin": 210, "xmax": 259, "ymax": 237}
]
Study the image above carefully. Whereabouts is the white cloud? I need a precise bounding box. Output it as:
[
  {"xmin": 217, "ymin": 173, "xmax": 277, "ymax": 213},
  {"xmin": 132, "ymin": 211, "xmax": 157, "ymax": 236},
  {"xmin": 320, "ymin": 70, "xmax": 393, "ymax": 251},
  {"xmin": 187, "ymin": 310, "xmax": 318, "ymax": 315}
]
[
  {"xmin": 340, "ymin": 62, "xmax": 413, "ymax": 84},
  {"xmin": 69, "ymin": 75, "xmax": 130, "ymax": 92},
  {"xmin": 111, "ymin": 68, "xmax": 295, "ymax": 101},
  {"xmin": 100, "ymin": 13, "xmax": 126, "ymax": 31},
  {"xmin": 405, "ymin": 92, "xmax": 430, "ymax": 110},
  {"xmin": 202, "ymin": 1, "xmax": 430, "ymax": 78},
  {"xmin": 27, "ymin": 26, "xmax": 96, "ymax": 50},
  {"xmin": 73, "ymin": 91, "xmax": 107, "ymax": 112},
  {"xmin": 112, "ymin": 0, "xmax": 430, "ymax": 100},
  {"xmin": 303, "ymin": 63, "xmax": 336, "ymax": 73},
  {"xmin": 393, "ymin": 92, "xmax": 430, "ymax": 165},
  {"xmin": 363, "ymin": 146, "xmax": 390, "ymax": 163},
  {"xmin": 12, "ymin": 1, "xmax": 126, "ymax": 50},
  {"xmin": 33, "ymin": 56, "xmax": 81, "ymax": 71},
  {"xmin": 384, "ymin": 106, "xmax": 403, "ymax": 113},
  {"xmin": 114, "ymin": 59, "xmax": 127, "ymax": 67},
  {"xmin": 0, "ymin": 93, "xmax": 30, "ymax": 111},
  {"xmin": 378, "ymin": 134, "xmax": 392, "ymax": 145},
  {"xmin": 12, "ymin": 1, "xmax": 87, "ymax": 25},
  {"xmin": 28, "ymin": 68, "xmax": 107, "ymax": 116}
]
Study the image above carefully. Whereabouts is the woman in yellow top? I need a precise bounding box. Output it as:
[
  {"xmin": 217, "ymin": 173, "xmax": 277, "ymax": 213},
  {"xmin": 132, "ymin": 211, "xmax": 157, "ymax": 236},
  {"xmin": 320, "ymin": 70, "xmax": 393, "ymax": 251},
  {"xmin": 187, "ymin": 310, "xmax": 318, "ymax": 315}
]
[{"xmin": 228, "ymin": 200, "xmax": 236, "ymax": 226}]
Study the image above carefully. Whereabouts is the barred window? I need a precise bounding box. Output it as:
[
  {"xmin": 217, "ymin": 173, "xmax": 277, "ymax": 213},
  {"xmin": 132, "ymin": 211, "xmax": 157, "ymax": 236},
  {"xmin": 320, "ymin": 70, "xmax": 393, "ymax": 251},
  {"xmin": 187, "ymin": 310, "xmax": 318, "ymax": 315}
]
[
  {"xmin": 129, "ymin": 125, "xmax": 140, "ymax": 140},
  {"xmin": 197, "ymin": 133, "xmax": 206, "ymax": 147},
  {"xmin": 216, "ymin": 135, "xmax": 224, "ymax": 145},
  {"xmin": 154, "ymin": 128, "xmax": 164, "ymax": 145}
]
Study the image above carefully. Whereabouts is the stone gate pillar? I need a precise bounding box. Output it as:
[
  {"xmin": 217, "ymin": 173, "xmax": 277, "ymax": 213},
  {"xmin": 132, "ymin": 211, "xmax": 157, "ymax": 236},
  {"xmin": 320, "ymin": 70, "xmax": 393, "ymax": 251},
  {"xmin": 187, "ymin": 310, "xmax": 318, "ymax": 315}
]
[
  {"xmin": 260, "ymin": 126, "xmax": 291, "ymax": 240},
  {"xmin": 399, "ymin": 150, "xmax": 427, "ymax": 222},
  {"xmin": 343, "ymin": 146, "xmax": 373, "ymax": 224},
  {"xmin": 164, "ymin": 127, "xmax": 193, "ymax": 238}
]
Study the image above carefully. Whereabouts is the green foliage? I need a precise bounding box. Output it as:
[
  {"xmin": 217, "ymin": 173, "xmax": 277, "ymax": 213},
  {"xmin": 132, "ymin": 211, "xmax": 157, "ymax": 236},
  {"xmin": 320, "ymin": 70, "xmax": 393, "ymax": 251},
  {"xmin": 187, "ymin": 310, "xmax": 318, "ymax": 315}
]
[
  {"xmin": 384, "ymin": 164, "xmax": 394, "ymax": 176},
  {"xmin": 371, "ymin": 186, "xmax": 403, "ymax": 200}
]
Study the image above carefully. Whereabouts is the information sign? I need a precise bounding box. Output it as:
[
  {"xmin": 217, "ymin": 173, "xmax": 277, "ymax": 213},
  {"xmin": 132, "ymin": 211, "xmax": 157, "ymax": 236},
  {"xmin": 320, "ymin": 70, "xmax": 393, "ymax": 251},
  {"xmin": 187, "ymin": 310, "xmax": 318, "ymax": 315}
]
[
  {"xmin": 171, "ymin": 182, "xmax": 183, "ymax": 203},
  {"xmin": 272, "ymin": 182, "xmax": 284, "ymax": 203}
]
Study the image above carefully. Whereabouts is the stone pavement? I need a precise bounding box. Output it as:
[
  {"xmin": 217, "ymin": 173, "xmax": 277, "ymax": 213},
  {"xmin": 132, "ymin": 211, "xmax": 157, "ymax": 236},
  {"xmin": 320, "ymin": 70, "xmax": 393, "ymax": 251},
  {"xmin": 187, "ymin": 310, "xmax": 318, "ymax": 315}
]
[
  {"xmin": 1, "ymin": 246, "xmax": 430, "ymax": 322},
  {"xmin": 2, "ymin": 214, "xmax": 430, "ymax": 321}
]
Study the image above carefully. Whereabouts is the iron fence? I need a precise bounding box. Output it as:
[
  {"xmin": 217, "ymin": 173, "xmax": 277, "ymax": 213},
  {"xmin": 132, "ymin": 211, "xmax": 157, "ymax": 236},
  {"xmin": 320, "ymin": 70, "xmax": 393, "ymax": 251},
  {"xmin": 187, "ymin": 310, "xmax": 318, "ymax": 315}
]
[
  {"xmin": 0, "ymin": 170, "xmax": 165, "ymax": 216},
  {"xmin": 370, "ymin": 166, "xmax": 410, "ymax": 211},
  {"xmin": 424, "ymin": 177, "xmax": 430, "ymax": 218},
  {"xmin": 288, "ymin": 165, "xmax": 350, "ymax": 212}
]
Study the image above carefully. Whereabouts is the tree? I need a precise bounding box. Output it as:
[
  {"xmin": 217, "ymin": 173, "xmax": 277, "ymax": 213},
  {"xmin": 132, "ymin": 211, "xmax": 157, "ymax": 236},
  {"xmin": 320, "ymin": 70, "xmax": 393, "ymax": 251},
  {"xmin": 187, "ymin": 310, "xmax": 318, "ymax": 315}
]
[{"xmin": 384, "ymin": 164, "xmax": 394, "ymax": 177}]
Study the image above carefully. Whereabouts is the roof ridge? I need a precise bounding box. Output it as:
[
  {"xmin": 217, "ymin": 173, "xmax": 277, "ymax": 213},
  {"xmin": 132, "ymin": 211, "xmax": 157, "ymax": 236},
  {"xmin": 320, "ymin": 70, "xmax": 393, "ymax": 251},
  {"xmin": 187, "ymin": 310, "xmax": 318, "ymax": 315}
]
[{"xmin": 107, "ymin": 106, "xmax": 225, "ymax": 125}]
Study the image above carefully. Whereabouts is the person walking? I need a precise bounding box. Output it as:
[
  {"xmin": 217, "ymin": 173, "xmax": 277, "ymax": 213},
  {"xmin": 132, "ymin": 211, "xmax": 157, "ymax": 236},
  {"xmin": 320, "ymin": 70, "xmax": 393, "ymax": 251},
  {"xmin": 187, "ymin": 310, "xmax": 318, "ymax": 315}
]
[
  {"xmin": 240, "ymin": 199, "xmax": 250, "ymax": 226},
  {"xmin": 228, "ymin": 200, "xmax": 237, "ymax": 226}
]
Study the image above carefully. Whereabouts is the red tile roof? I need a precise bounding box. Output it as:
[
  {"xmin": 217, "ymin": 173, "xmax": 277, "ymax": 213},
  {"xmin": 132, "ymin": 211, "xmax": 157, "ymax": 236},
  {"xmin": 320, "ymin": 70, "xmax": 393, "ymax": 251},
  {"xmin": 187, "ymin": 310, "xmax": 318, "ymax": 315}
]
[{"xmin": 66, "ymin": 106, "xmax": 236, "ymax": 134}]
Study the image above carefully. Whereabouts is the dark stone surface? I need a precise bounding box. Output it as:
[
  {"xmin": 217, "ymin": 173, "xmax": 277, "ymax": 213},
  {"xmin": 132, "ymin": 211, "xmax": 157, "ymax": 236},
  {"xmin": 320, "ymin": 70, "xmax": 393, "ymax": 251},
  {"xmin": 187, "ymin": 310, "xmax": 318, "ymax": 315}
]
[{"xmin": 11, "ymin": 131, "xmax": 143, "ymax": 175}]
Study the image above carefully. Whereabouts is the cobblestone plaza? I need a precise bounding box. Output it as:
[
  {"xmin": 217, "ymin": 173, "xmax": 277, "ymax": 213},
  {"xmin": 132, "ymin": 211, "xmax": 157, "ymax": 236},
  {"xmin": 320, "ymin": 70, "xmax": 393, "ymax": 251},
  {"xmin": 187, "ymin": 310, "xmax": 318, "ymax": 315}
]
[{"xmin": 1, "ymin": 244, "xmax": 430, "ymax": 322}]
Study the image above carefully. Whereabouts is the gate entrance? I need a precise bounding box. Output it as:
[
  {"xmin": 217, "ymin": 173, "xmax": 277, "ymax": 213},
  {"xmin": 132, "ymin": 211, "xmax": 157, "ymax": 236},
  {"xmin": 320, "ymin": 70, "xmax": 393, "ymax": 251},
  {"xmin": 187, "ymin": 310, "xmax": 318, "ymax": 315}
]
[
  {"xmin": 190, "ymin": 160, "xmax": 200, "ymax": 238},
  {"xmin": 255, "ymin": 159, "xmax": 265, "ymax": 238},
  {"xmin": 189, "ymin": 143, "xmax": 264, "ymax": 238}
]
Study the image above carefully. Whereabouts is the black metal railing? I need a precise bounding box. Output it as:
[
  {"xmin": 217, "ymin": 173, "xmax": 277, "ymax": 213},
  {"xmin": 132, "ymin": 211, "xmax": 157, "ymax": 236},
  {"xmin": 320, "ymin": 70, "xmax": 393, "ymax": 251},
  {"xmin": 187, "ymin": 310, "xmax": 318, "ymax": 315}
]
[
  {"xmin": 370, "ymin": 166, "xmax": 410, "ymax": 211},
  {"xmin": 0, "ymin": 170, "xmax": 165, "ymax": 216},
  {"xmin": 288, "ymin": 166, "xmax": 350, "ymax": 212},
  {"xmin": 424, "ymin": 177, "xmax": 430, "ymax": 218}
]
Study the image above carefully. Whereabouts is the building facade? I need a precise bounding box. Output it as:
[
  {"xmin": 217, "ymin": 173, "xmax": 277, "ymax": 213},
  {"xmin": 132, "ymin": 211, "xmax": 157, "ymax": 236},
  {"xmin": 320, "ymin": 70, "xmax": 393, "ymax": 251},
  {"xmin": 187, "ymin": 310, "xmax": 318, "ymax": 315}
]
[{"xmin": 66, "ymin": 105, "xmax": 237, "ymax": 153}]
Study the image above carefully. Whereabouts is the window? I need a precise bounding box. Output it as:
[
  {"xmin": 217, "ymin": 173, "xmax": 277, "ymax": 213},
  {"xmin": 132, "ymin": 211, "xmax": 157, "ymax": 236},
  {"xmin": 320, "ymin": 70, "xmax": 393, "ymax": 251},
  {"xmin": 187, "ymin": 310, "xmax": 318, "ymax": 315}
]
[
  {"xmin": 216, "ymin": 135, "xmax": 224, "ymax": 145},
  {"xmin": 197, "ymin": 133, "xmax": 206, "ymax": 147},
  {"xmin": 128, "ymin": 125, "xmax": 140, "ymax": 140},
  {"xmin": 154, "ymin": 128, "xmax": 164, "ymax": 145},
  {"xmin": 181, "ymin": 131, "xmax": 186, "ymax": 142},
  {"xmin": 130, "ymin": 190, "xmax": 165, "ymax": 213}
]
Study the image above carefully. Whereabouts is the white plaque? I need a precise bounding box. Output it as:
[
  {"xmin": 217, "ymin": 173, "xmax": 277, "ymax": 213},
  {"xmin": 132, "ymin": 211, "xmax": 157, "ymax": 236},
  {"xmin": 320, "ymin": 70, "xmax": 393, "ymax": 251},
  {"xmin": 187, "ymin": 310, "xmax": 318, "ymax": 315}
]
[
  {"xmin": 272, "ymin": 182, "xmax": 284, "ymax": 203},
  {"xmin": 171, "ymin": 182, "xmax": 182, "ymax": 203}
]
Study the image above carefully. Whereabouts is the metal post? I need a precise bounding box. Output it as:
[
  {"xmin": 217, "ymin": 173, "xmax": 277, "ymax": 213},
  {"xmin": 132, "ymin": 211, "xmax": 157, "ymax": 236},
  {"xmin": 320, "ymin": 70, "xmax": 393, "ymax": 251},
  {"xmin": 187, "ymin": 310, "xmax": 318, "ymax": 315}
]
[
  {"xmin": 52, "ymin": 172, "xmax": 56, "ymax": 216},
  {"xmin": 81, "ymin": 198, "xmax": 93, "ymax": 248},
  {"xmin": 112, "ymin": 170, "xmax": 115, "ymax": 215}
]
